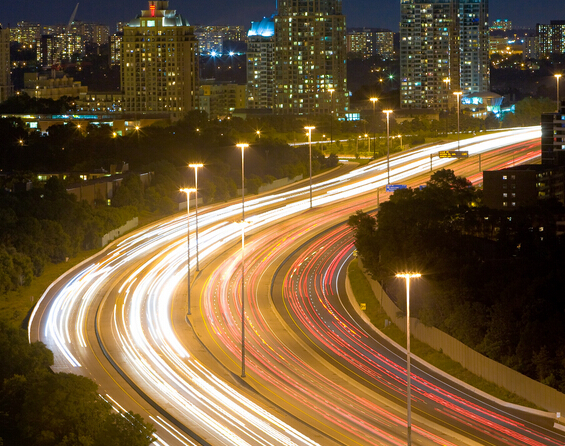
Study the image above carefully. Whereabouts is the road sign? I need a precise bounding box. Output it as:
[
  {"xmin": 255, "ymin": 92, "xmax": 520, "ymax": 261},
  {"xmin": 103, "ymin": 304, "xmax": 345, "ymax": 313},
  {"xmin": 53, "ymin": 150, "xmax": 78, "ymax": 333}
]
[
  {"xmin": 385, "ymin": 184, "xmax": 407, "ymax": 193},
  {"xmin": 360, "ymin": 303, "xmax": 367, "ymax": 311},
  {"xmin": 438, "ymin": 150, "xmax": 469, "ymax": 159}
]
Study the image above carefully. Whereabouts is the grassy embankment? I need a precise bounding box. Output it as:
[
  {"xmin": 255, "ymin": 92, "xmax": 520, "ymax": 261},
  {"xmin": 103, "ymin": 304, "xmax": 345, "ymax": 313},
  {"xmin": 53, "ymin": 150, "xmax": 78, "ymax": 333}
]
[{"xmin": 348, "ymin": 259, "xmax": 540, "ymax": 409}]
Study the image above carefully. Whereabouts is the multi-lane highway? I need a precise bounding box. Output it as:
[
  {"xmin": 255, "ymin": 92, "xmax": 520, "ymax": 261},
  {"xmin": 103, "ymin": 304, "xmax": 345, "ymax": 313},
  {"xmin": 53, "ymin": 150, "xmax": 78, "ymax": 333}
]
[{"xmin": 29, "ymin": 127, "xmax": 564, "ymax": 445}]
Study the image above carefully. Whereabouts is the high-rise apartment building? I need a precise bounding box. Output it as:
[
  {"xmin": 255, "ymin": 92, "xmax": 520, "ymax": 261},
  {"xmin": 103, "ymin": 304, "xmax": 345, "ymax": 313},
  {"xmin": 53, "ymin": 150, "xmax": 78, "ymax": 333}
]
[
  {"xmin": 121, "ymin": 0, "xmax": 199, "ymax": 118},
  {"xmin": 10, "ymin": 21, "xmax": 41, "ymax": 50},
  {"xmin": 110, "ymin": 32, "xmax": 123, "ymax": 66},
  {"xmin": 459, "ymin": 0, "xmax": 489, "ymax": 94},
  {"xmin": 400, "ymin": 0, "xmax": 489, "ymax": 110},
  {"xmin": 0, "ymin": 24, "xmax": 13, "ymax": 102},
  {"xmin": 537, "ymin": 21, "xmax": 565, "ymax": 57},
  {"xmin": 274, "ymin": 0, "xmax": 348, "ymax": 117},
  {"xmin": 247, "ymin": 16, "xmax": 275, "ymax": 109},
  {"xmin": 347, "ymin": 28, "xmax": 394, "ymax": 59},
  {"xmin": 400, "ymin": 0, "xmax": 458, "ymax": 109},
  {"xmin": 195, "ymin": 25, "xmax": 246, "ymax": 55}
]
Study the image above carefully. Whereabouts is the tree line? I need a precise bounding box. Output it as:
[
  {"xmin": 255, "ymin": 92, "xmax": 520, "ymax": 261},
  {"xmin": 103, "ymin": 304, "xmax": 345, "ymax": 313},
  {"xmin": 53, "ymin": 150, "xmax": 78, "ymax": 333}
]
[
  {"xmin": 0, "ymin": 321, "xmax": 155, "ymax": 446},
  {"xmin": 348, "ymin": 170, "xmax": 565, "ymax": 391}
]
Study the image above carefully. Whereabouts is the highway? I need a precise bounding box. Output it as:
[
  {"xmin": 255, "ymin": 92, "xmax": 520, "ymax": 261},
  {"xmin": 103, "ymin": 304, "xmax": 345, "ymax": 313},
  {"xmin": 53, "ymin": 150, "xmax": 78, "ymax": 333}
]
[{"xmin": 28, "ymin": 127, "xmax": 565, "ymax": 445}]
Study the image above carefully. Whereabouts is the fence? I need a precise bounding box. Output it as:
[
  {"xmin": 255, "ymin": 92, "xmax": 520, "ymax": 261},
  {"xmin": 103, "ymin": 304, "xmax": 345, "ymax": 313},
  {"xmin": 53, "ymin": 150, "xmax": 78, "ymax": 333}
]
[
  {"xmin": 361, "ymin": 266, "xmax": 565, "ymax": 414},
  {"xmin": 98, "ymin": 217, "xmax": 138, "ymax": 248}
]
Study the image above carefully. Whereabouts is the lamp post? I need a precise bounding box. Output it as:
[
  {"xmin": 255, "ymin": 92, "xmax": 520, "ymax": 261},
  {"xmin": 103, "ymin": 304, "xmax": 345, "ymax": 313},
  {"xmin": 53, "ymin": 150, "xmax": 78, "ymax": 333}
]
[
  {"xmin": 555, "ymin": 74, "xmax": 562, "ymax": 112},
  {"xmin": 453, "ymin": 91, "xmax": 462, "ymax": 151},
  {"xmin": 383, "ymin": 110, "xmax": 393, "ymax": 184},
  {"xmin": 396, "ymin": 272, "xmax": 421, "ymax": 446},
  {"xmin": 189, "ymin": 163, "xmax": 203, "ymax": 271},
  {"xmin": 328, "ymin": 88, "xmax": 335, "ymax": 148},
  {"xmin": 236, "ymin": 143, "xmax": 248, "ymax": 378},
  {"xmin": 397, "ymin": 134, "xmax": 403, "ymax": 151},
  {"xmin": 305, "ymin": 126, "xmax": 315, "ymax": 209},
  {"xmin": 443, "ymin": 78, "xmax": 450, "ymax": 135},
  {"xmin": 180, "ymin": 188, "xmax": 196, "ymax": 315},
  {"xmin": 370, "ymin": 97, "xmax": 378, "ymax": 158}
]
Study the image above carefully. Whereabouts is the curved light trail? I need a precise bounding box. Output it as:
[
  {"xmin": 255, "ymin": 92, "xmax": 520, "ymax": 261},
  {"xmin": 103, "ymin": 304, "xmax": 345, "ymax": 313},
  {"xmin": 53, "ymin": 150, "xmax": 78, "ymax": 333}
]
[{"xmin": 28, "ymin": 127, "xmax": 560, "ymax": 445}]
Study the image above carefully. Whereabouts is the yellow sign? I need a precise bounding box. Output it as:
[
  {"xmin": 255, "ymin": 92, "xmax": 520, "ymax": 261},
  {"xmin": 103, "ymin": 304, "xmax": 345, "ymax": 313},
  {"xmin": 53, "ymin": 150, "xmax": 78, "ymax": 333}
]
[{"xmin": 360, "ymin": 303, "xmax": 367, "ymax": 311}]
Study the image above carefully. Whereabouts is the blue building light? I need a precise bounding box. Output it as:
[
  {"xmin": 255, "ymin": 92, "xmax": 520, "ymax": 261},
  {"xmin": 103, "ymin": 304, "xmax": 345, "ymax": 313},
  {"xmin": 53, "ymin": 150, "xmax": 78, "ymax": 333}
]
[{"xmin": 248, "ymin": 16, "xmax": 275, "ymax": 38}]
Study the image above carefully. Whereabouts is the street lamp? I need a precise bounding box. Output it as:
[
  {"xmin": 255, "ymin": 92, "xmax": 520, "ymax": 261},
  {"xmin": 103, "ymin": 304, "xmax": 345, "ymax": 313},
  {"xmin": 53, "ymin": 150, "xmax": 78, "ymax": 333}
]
[
  {"xmin": 443, "ymin": 78, "xmax": 450, "ymax": 135},
  {"xmin": 236, "ymin": 143, "xmax": 248, "ymax": 378},
  {"xmin": 180, "ymin": 188, "xmax": 196, "ymax": 315},
  {"xmin": 396, "ymin": 272, "xmax": 421, "ymax": 446},
  {"xmin": 305, "ymin": 126, "xmax": 315, "ymax": 209},
  {"xmin": 383, "ymin": 110, "xmax": 393, "ymax": 184},
  {"xmin": 328, "ymin": 88, "xmax": 335, "ymax": 148},
  {"xmin": 256, "ymin": 130, "xmax": 261, "ymax": 139},
  {"xmin": 453, "ymin": 91, "xmax": 463, "ymax": 151},
  {"xmin": 555, "ymin": 74, "xmax": 562, "ymax": 112},
  {"xmin": 397, "ymin": 134, "xmax": 403, "ymax": 151},
  {"xmin": 370, "ymin": 97, "xmax": 378, "ymax": 158},
  {"xmin": 189, "ymin": 163, "xmax": 203, "ymax": 271}
]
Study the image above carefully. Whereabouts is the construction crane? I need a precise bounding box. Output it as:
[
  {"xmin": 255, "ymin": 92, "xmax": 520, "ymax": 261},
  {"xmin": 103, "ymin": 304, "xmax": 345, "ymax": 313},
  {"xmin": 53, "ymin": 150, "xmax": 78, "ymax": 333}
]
[{"xmin": 52, "ymin": 3, "xmax": 79, "ymax": 69}]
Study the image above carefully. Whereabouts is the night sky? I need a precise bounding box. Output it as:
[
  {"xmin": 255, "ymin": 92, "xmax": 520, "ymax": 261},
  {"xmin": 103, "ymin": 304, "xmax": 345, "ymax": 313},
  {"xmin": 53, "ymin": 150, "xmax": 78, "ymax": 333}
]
[{"xmin": 2, "ymin": 0, "xmax": 565, "ymax": 32}]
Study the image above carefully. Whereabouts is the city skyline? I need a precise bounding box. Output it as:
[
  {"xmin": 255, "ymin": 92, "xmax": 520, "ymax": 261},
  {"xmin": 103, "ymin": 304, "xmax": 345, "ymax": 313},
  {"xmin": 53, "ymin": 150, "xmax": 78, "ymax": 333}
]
[{"xmin": 2, "ymin": 0, "xmax": 565, "ymax": 32}]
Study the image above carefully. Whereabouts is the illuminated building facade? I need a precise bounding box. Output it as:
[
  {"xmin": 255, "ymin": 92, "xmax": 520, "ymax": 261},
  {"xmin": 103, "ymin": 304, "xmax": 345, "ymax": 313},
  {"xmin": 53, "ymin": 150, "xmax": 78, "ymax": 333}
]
[
  {"xmin": 195, "ymin": 25, "xmax": 246, "ymax": 55},
  {"xmin": 490, "ymin": 19, "xmax": 511, "ymax": 31},
  {"xmin": 400, "ymin": 0, "xmax": 489, "ymax": 110},
  {"xmin": 400, "ymin": 0, "xmax": 458, "ymax": 109},
  {"xmin": 537, "ymin": 21, "xmax": 565, "ymax": 57},
  {"xmin": 121, "ymin": 0, "xmax": 199, "ymax": 118},
  {"xmin": 10, "ymin": 21, "xmax": 41, "ymax": 50},
  {"xmin": 199, "ymin": 81, "xmax": 246, "ymax": 119},
  {"xmin": 274, "ymin": 0, "xmax": 348, "ymax": 117},
  {"xmin": 110, "ymin": 32, "xmax": 123, "ymax": 66},
  {"xmin": 247, "ymin": 16, "xmax": 275, "ymax": 109},
  {"xmin": 0, "ymin": 25, "xmax": 13, "ymax": 102},
  {"xmin": 459, "ymin": 0, "xmax": 489, "ymax": 94},
  {"xmin": 347, "ymin": 28, "xmax": 394, "ymax": 59}
]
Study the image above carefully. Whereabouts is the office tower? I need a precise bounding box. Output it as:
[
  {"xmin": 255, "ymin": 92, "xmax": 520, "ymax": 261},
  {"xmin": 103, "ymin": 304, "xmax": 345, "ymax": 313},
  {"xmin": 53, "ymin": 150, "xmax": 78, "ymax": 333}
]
[
  {"xmin": 400, "ymin": 0, "xmax": 489, "ymax": 110},
  {"xmin": 121, "ymin": 0, "xmax": 199, "ymax": 118},
  {"xmin": 274, "ymin": 0, "xmax": 348, "ymax": 117},
  {"xmin": 0, "ymin": 24, "xmax": 13, "ymax": 102},
  {"xmin": 247, "ymin": 16, "xmax": 275, "ymax": 109},
  {"xmin": 537, "ymin": 21, "xmax": 565, "ymax": 57},
  {"xmin": 459, "ymin": 0, "xmax": 489, "ymax": 94}
]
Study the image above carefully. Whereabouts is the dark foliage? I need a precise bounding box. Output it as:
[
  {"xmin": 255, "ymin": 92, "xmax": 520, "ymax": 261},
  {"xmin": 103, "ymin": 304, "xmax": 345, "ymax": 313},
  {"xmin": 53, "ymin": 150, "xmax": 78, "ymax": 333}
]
[
  {"xmin": 0, "ymin": 322, "xmax": 155, "ymax": 446},
  {"xmin": 349, "ymin": 169, "xmax": 565, "ymax": 390}
]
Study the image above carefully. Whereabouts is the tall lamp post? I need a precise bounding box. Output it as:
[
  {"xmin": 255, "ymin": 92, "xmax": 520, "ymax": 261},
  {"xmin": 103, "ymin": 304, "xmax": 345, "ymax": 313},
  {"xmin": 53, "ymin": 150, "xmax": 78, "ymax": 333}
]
[
  {"xmin": 555, "ymin": 74, "xmax": 562, "ymax": 112},
  {"xmin": 383, "ymin": 110, "xmax": 393, "ymax": 184},
  {"xmin": 443, "ymin": 78, "xmax": 450, "ymax": 135},
  {"xmin": 188, "ymin": 163, "xmax": 203, "ymax": 271},
  {"xmin": 180, "ymin": 188, "xmax": 196, "ymax": 315},
  {"xmin": 328, "ymin": 88, "xmax": 335, "ymax": 148},
  {"xmin": 453, "ymin": 91, "xmax": 462, "ymax": 151},
  {"xmin": 236, "ymin": 143, "xmax": 248, "ymax": 378},
  {"xmin": 370, "ymin": 97, "xmax": 378, "ymax": 158},
  {"xmin": 396, "ymin": 272, "xmax": 421, "ymax": 446},
  {"xmin": 305, "ymin": 126, "xmax": 315, "ymax": 209}
]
